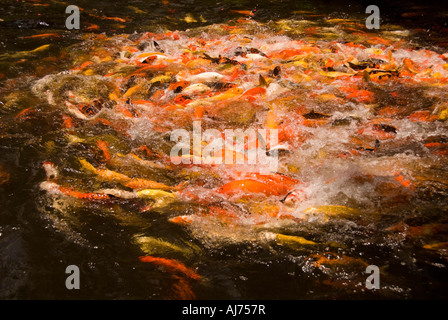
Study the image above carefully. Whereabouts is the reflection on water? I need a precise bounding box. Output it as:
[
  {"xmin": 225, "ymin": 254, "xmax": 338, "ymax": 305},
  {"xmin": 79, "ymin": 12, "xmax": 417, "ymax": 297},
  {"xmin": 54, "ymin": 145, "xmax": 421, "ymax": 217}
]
[{"xmin": 1, "ymin": 0, "xmax": 448, "ymax": 300}]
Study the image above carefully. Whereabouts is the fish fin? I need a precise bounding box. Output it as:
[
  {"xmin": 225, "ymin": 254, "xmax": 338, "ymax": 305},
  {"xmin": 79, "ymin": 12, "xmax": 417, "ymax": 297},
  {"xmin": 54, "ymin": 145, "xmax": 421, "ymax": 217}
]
[
  {"xmin": 362, "ymin": 70, "xmax": 371, "ymax": 83},
  {"xmin": 259, "ymin": 74, "xmax": 268, "ymax": 87}
]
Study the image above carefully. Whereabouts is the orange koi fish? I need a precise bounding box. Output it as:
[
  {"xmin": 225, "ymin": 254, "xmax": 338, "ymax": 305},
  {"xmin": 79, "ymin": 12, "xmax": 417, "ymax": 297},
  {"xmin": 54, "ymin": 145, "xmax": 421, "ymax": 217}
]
[
  {"xmin": 97, "ymin": 140, "xmax": 111, "ymax": 161},
  {"xmin": 89, "ymin": 13, "xmax": 127, "ymax": 23},
  {"xmin": 62, "ymin": 114, "xmax": 74, "ymax": 129},
  {"xmin": 138, "ymin": 145, "xmax": 164, "ymax": 159},
  {"xmin": 117, "ymin": 105, "xmax": 140, "ymax": 118},
  {"xmin": 394, "ymin": 173, "xmax": 412, "ymax": 189},
  {"xmin": 345, "ymin": 89, "xmax": 375, "ymax": 104},
  {"xmin": 40, "ymin": 181, "xmax": 111, "ymax": 201},
  {"xmin": 269, "ymin": 48, "xmax": 304, "ymax": 60},
  {"xmin": 230, "ymin": 10, "xmax": 254, "ymax": 16},
  {"xmin": 242, "ymin": 87, "xmax": 266, "ymax": 99},
  {"xmin": 20, "ymin": 33, "xmax": 61, "ymax": 39},
  {"xmin": 402, "ymin": 58, "xmax": 420, "ymax": 73},
  {"xmin": 408, "ymin": 110, "xmax": 438, "ymax": 122},
  {"xmin": 58, "ymin": 186, "xmax": 111, "ymax": 200},
  {"xmin": 194, "ymin": 105, "xmax": 204, "ymax": 119},
  {"xmin": 15, "ymin": 107, "xmax": 37, "ymax": 120},
  {"xmin": 169, "ymin": 215, "xmax": 195, "ymax": 225},
  {"xmin": 238, "ymin": 172, "xmax": 300, "ymax": 189},
  {"xmin": 387, "ymin": 222, "xmax": 448, "ymax": 238},
  {"xmin": 216, "ymin": 179, "xmax": 286, "ymax": 197},
  {"xmin": 85, "ymin": 23, "xmax": 100, "ymax": 31},
  {"xmin": 169, "ymin": 81, "xmax": 191, "ymax": 92},
  {"xmin": 131, "ymin": 99, "xmax": 156, "ymax": 106},
  {"xmin": 124, "ymin": 178, "xmax": 174, "ymax": 191},
  {"xmin": 72, "ymin": 61, "xmax": 94, "ymax": 71},
  {"xmin": 139, "ymin": 256, "xmax": 200, "ymax": 280}
]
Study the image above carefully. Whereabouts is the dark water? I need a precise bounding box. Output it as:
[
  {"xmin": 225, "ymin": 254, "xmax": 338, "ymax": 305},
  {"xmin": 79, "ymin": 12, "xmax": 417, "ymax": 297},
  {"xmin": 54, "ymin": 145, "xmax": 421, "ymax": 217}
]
[{"xmin": 1, "ymin": 0, "xmax": 448, "ymax": 300}]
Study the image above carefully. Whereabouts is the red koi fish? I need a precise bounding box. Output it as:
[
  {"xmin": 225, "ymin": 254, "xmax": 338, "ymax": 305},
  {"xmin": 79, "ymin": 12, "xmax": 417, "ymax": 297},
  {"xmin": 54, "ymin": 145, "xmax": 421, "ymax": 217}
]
[
  {"xmin": 15, "ymin": 107, "xmax": 37, "ymax": 120},
  {"xmin": 139, "ymin": 256, "xmax": 200, "ymax": 280}
]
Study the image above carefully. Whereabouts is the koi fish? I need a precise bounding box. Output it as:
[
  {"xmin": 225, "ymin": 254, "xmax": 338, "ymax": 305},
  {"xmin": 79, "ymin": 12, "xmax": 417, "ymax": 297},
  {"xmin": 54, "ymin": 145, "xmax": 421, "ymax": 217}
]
[
  {"xmin": 262, "ymin": 232, "xmax": 318, "ymax": 246},
  {"xmin": 303, "ymin": 205, "xmax": 360, "ymax": 222},
  {"xmin": 20, "ymin": 33, "xmax": 61, "ymax": 39},
  {"xmin": 15, "ymin": 107, "xmax": 37, "ymax": 120},
  {"xmin": 85, "ymin": 23, "xmax": 100, "ymax": 31},
  {"xmin": 65, "ymin": 101, "xmax": 104, "ymax": 120},
  {"xmin": 183, "ymin": 72, "xmax": 224, "ymax": 83},
  {"xmin": 216, "ymin": 179, "xmax": 287, "ymax": 197},
  {"xmin": 88, "ymin": 13, "xmax": 127, "ymax": 23},
  {"xmin": 281, "ymin": 189, "xmax": 306, "ymax": 206},
  {"xmin": 40, "ymin": 181, "xmax": 111, "ymax": 201},
  {"xmin": 402, "ymin": 58, "xmax": 420, "ymax": 73},
  {"xmin": 79, "ymin": 159, "xmax": 130, "ymax": 183},
  {"xmin": 423, "ymin": 242, "xmax": 448, "ymax": 250},
  {"xmin": 387, "ymin": 222, "xmax": 448, "ymax": 238},
  {"xmin": 358, "ymin": 123, "xmax": 397, "ymax": 140},
  {"xmin": 95, "ymin": 188, "xmax": 136, "ymax": 199},
  {"xmin": 181, "ymin": 83, "xmax": 211, "ymax": 95},
  {"xmin": 125, "ymin": 178, "xmax": 174, "ymax": 191},
  {"xmin": 239, "ymin": 172, "xmax": 300, "ymax": 189},
  {"xmin": 133, "ymin": 235, "xmax": 198, "ymax": 258},
  {"xmin": 139, "ymin": 256, "xmax": 200, "ymax": 280},
  {"xmin": 28, "ymin": 44, "xmax": 51, "ymax": 53},
  {"xmin": 169, "ymin": 215, "xmax": 195, "ymax": 225},
  {"xmin": 97, "ymin": 140, "xmax": 111, "ymax": 161},
  {"xmin": 230, "ymin": 10, "xmax": 254, "ymax": 16},
  {"xmin": 308, "ymin": 252, "xmax": 368, "ymax": 270},
  {"xmin": 29, "ymin": 20, "xmax": 448, "ymax": 278},
  {"xmin": 136, "ymin": 189, "xmax": 176, "ymax": 209},
  {"xmin": 128, "ymin": 6, "xmax": 146, "ymax": 14},
  {"xmin": 0, "ymin": 44, "xmax": 50, "ymax": 60},
  {"xmin": 79, "ymin": 159, "xmax": 176, "ymax": 191}
]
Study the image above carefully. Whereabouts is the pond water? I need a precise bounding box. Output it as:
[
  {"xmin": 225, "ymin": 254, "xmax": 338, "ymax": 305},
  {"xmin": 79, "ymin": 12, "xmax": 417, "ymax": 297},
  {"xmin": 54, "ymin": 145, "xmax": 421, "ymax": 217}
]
[{"xmin": 1, "ymin": 0, "xmax": 448, "ymax": 300}]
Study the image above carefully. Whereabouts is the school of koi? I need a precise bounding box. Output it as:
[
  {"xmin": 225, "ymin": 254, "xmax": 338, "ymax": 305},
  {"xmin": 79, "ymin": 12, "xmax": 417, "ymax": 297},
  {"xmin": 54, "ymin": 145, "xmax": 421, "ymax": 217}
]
[{"xmin": 5, "ymin": 17, "xmax": 448, "ymax": 299}]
